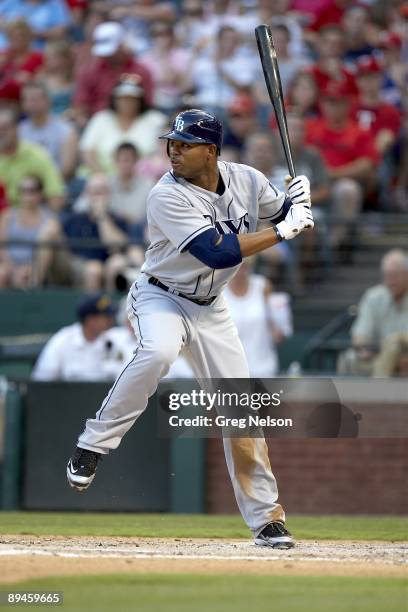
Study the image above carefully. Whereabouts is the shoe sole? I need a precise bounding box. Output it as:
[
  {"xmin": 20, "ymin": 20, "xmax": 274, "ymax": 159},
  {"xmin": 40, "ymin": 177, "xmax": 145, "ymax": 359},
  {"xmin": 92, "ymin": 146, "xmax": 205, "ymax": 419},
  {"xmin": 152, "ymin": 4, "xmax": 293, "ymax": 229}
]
[
  {"xmin": 66, "ymin": 464, "xmax": 95, "ymax": 492},
  {"xmin": 254, "ymin": 537, "xmax": 295, "ymax": 549}
]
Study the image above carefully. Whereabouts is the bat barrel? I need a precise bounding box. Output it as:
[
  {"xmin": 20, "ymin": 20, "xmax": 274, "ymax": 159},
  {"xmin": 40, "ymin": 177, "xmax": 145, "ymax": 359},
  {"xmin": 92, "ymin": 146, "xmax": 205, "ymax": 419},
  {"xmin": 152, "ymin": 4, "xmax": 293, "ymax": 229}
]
[{"xmin": 255, "ymin": 24, "xmax": 296, "ymax": 178}]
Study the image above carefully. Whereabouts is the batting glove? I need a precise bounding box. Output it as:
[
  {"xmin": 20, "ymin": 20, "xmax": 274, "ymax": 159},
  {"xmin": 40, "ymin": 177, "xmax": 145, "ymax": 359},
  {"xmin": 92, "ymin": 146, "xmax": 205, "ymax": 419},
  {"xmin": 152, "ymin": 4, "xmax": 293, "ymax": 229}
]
[
  {"xmin": 287, "ymin": 175, "xmax": 311, "ymax": 205},
  {"xmin": 286, "ymin": 175, "xmax": 313, "ymax": 229},
  {"xmin": 276, "ymin": 203, "xmax": 312, "ymax": 240}
]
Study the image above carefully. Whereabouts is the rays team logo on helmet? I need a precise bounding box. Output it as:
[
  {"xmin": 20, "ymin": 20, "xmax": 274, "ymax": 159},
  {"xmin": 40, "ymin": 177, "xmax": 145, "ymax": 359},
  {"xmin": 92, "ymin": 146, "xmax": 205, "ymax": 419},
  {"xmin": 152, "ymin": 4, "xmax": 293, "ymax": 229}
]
[
  {"xmin": 159, "ymin": 109, "xmax": 223, "ymax": 154},
  {"xmin": 174, "ymin": 116, "xmax": 185, "ymax": 131}
]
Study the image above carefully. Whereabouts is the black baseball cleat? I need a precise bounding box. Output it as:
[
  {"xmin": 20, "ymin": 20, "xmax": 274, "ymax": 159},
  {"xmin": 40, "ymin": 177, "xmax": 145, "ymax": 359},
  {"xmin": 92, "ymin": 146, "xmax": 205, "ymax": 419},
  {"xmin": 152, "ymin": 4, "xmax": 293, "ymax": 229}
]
[
  {"xmin": 67, "ymin": 447, "xmax": 101, "ymax": 492},
  {"xmin": 254, "ymin": 522, "xmax": 295, "ymax": 549}
]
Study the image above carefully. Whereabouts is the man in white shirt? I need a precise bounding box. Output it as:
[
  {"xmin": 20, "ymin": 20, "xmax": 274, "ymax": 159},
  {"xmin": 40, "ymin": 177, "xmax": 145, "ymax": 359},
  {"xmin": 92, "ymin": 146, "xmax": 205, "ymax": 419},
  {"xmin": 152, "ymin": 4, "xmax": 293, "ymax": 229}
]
[{"xmin": 32, "ymin": 293, "xmax": 117, "ymax": 381}]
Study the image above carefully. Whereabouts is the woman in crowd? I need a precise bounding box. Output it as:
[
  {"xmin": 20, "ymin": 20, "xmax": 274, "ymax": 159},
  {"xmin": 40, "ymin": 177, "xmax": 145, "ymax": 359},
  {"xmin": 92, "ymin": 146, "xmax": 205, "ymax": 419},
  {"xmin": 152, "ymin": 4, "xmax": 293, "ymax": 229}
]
[
  {"xmin": 37, "ymin": 39, "xmax": 75, "ymax": 115},
  {"xmin": 79, "ymin": 76, "xmax": 167, "ymax": 174},
  {"xmin": 223, "ymin": 260, "xmax": 293, "ymax": 377},
  {"xmin": 0, "ymin": 175, "xmax": 58, "ymax": 288},
  {"xmin": 286, "ymin": 71, "xmax": 320, "ymax": 118}
]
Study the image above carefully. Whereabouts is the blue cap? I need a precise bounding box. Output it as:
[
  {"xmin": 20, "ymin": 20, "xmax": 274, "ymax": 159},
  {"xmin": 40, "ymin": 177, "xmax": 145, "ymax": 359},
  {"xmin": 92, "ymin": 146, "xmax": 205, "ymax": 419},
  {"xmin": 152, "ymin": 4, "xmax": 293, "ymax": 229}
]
[{"xmin": 76, "ymin": 293, "xmax": 117, "ymax": 321}]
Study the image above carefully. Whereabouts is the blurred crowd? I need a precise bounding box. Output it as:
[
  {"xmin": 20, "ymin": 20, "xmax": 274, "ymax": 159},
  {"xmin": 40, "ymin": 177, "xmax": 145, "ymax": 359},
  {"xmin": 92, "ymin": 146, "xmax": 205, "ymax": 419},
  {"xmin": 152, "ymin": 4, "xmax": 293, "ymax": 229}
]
[{"xmin": 0, "ymin": 0, "xmax": 407, "ymax": 297}]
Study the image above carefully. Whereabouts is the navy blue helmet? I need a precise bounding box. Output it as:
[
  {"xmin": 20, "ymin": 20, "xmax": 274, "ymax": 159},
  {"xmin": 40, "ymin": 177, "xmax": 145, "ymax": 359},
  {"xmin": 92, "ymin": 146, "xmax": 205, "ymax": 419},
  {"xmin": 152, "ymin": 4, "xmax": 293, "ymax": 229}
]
[{"xmin": 159, "ymin": 109, "xmax": 223, "ymax": 154}]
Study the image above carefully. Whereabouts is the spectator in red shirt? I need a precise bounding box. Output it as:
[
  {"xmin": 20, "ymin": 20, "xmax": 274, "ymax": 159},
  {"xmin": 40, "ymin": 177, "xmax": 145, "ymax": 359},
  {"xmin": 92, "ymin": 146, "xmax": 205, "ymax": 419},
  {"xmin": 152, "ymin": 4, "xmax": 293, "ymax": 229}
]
[
  {"xmin": 0, "ymin": 18, "xmax": 43, "ymax": 102},
  {"xmin": 354, "ymin": 54, "xmax": 403, "ymax": 210},
  {"xmin": 354, "ymin": 55, "xmax": 402, "ymax": 155},
  {"xmin": 305, "ymin": 80, "xmax": 378, "ymax": 254},
  {"xmin": 73, "ymin": 22, "xmax": 154, "ymax": 121},
  {"xmin": 308, "ymin": 24, "xmax": 358, "ymax": 98},
  {"xmin": 0, "ymin": 183, "xmax": 8, "ymax": 214},
  {"xmin": 309, "ymin": 0, "xmax": 354, "ymax": 32}
]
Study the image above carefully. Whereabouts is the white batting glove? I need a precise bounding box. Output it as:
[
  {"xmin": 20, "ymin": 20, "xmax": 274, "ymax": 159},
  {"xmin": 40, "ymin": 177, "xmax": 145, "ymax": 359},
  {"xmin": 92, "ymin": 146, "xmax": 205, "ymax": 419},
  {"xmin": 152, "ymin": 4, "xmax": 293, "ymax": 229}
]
[
  {"xmin": 286, "ymin": 175, "xmax": 314, "ymax": 229},
  {"xmin": 276, "ymin": 204, "xmax": 311, "ymax": 240},
  {"xmin": 287, "ymin": 175, "xmax": 311, "ymax": 205}
]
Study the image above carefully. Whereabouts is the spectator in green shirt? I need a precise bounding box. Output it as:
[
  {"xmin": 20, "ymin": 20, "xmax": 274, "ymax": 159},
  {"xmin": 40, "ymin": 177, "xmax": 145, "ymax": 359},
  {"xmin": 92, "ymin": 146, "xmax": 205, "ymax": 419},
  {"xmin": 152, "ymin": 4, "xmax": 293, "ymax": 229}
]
[
  {"xmin": 338, "ymin": 249, "xmax": 408, "ymax": 377},
  {"xmin": 0, "ymin": 107, "xmax": 65, "ymax": 210}
]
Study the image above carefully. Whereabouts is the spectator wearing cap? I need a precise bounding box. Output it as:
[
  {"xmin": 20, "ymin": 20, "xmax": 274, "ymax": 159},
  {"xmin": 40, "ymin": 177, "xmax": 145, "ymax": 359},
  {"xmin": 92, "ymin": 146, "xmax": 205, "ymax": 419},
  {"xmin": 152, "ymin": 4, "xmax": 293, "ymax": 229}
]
[
  {"xmin": 354, "ymin": 55, "xmax": 402, "ymax": 156},
  {"xmin": 308, "ymin": 0, "xmax": 354, "ymax": 33},
  {"xmin": 223, "ymin": 94, "xmax": 257, "ymax": 160},
  {"xmin": 305, "ymin": 80, "xmax": 378, "ymax": 255},
  {"xmin": 354, "ymin": 54, "xmax": 403, "ymax": 209},
  {"xmin": 73, "ymin": 22, "xmax": 154, "ymax": 120},
  {"xmin": 0, "ymin": 107, "xmax": 64, "ymax": 210},
  {"xmin": 138, "ymin": 21, "xmax": 192, "ymax": 115},
  {"xmin": 31, "ymin": 293, "xmax": 118, "ymax": 381},
  {"xmin": 308, "ymin": 24, "xmax": 358, "ymax": 99},
  {"xmin": 0, "ymin": 18, "xmax": 43, "ymax": 102},
  {"xmin": 79, "ymin": 76, "xmax": 166, "ymax": 174},
  {"xmin": 0, "ymin": 0, "xmax": 71, "ymax": 51},
  {"xmin": 378, "ymin": 31, "xmax": 405, "ymax": 109},
  {"xmin": 19, "ymin": 81, "xmax": 79, "ymax": 181}
]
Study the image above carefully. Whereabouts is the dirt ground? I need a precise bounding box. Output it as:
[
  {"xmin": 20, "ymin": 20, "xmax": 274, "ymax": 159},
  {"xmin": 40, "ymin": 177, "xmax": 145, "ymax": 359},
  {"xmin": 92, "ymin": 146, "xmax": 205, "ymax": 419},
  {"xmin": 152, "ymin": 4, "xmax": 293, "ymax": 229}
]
[{"xmin": 0, "ymin": 536, "xmax": 406, "ymax": 583}]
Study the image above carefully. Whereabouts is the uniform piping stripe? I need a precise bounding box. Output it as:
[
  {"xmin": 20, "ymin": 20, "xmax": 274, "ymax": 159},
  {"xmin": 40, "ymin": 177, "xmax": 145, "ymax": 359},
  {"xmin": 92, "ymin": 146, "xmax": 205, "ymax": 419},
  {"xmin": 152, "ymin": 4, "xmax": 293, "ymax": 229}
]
[
  {"xmin": 227, "ymin": 197, "xmax": 234, "ymax": 218},
  {"xmin": 178, "ymin": 224, "xmax": 213, "ymax": 252},
  {"xmin": 259, "ymin": 203, "xmax": 284, "ymax": 220},
  {"xmin": 131, "ymin": 289, "xmax": 144, "ymax": 348},
  {"xmin": 97, "ymin": 349, "xmax": 139, "ymax": 420},
  {"xmin": 205, "ymin": 269, "xmax": 215, "ymax": 297},
  {"xmin": 131, "ymin": 306, "xmax": 144, "ymax": 348},
  {"xmin": 192, "ymin": 274, "xmax": 201, "ymax": 295}
]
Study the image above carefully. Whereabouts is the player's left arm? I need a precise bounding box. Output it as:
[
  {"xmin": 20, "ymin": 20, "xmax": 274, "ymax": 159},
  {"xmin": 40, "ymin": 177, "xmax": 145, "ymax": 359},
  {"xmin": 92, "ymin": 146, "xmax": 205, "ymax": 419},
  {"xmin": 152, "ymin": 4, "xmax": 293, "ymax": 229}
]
[{"xmin": 259, "ymin": 175, "xmax": 313, "ymax": 225}]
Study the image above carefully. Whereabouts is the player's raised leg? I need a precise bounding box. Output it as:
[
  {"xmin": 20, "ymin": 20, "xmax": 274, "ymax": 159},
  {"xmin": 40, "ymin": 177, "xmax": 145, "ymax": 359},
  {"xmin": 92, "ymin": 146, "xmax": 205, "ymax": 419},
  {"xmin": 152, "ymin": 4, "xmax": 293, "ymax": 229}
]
[{"xmin": 67, "ymin": 285, "xmax": 188, "ymax": 491}]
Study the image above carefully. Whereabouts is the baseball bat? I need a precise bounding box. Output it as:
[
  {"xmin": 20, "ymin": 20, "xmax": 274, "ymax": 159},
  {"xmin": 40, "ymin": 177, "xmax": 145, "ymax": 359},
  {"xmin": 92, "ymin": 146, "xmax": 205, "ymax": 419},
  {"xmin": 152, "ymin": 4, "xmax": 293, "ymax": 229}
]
[{"xmin": 255, "ymin": 24, "xmax": 296, "ymax": 179}]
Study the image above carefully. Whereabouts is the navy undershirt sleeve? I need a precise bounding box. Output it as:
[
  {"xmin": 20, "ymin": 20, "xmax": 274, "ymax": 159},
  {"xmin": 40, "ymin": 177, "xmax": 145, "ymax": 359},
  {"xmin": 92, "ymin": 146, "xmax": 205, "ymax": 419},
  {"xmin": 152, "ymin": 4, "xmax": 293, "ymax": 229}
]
[{"xmin": 187, "ymin": 228, "xmax": 242, "ymax": 269}]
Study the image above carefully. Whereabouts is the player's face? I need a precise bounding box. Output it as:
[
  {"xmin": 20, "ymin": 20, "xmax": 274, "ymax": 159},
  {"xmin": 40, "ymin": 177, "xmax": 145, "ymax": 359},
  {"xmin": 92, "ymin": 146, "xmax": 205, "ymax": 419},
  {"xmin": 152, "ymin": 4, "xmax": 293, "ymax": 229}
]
[{"xmin": 169, "ymin": 140, "xmax": 214, "ymax": 178}]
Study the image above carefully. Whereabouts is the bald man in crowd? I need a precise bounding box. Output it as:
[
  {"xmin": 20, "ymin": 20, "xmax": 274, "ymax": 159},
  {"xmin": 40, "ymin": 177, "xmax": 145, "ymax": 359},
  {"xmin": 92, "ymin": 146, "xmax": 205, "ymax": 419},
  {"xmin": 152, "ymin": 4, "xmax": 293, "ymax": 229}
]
[{"xmin": 338, "ymin": 249, "xmax": 408, "ymax": 377}]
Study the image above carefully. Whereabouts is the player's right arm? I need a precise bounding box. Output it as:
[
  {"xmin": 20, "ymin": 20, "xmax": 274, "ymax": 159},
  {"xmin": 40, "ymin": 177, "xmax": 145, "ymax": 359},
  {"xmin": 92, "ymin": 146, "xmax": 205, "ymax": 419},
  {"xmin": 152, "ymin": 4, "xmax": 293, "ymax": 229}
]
[{"xmin": 187, "ymin": 202, "xmax": 312, "ymax": 266}]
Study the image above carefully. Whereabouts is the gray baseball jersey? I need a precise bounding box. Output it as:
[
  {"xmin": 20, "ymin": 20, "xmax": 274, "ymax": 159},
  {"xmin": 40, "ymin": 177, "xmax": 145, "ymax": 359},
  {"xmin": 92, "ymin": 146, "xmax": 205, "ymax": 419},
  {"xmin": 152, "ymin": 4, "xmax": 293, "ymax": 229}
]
[
  {"xmin": 141, "ymin": 160, "xmax": 286, "ymax": 297},
  {"xmin": 77, "ymin": 159, "xmax": 288, "ymax": 537}
]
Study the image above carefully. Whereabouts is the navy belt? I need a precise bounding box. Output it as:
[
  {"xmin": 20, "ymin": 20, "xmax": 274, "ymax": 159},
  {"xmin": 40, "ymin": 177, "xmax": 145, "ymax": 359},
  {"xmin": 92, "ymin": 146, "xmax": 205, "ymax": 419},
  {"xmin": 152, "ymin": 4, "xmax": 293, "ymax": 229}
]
[{"xmin": 148, "ymin": 277, "xmax": 216, "ymax": 306}]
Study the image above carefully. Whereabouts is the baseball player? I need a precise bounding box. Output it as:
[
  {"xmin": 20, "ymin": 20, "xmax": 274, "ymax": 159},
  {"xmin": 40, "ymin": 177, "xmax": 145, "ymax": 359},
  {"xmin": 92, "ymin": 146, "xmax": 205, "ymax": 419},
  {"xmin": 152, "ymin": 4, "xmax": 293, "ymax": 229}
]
[{"xmin": 67, "ymin": 109, "xmax": 314, "ymax": 549}]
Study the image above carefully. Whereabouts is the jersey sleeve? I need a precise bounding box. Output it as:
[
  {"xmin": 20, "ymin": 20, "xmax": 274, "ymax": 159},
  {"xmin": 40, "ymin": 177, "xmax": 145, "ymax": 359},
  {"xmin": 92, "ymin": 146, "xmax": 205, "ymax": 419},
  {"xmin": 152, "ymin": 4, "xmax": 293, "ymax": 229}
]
[
  {"xmin": 147, "ymin": 188, "xmax": 214, "ymax": 253},
  {"xmin": 255, "ymin": 169, "xmax": 287, "ymax": 222}
]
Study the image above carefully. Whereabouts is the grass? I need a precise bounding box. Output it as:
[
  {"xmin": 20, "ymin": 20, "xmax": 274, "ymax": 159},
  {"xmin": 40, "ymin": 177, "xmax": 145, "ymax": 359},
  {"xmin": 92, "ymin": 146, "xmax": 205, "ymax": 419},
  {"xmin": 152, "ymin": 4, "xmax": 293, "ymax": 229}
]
[
  {"xmin": 0, "ymin": 512, "xmax": 407, "ymax": 541},
  {"xmin": 1, "ymin": 575, "xmax": 406, "ymax": 612}
]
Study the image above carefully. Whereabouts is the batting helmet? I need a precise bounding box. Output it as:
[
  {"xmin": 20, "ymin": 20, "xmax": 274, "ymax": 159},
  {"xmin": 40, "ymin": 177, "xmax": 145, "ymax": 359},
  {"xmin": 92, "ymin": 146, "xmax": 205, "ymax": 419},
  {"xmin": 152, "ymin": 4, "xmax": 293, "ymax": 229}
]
[{"xmin": 159, "ymin": 109, "xmax": 223, "ymax": 154}]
